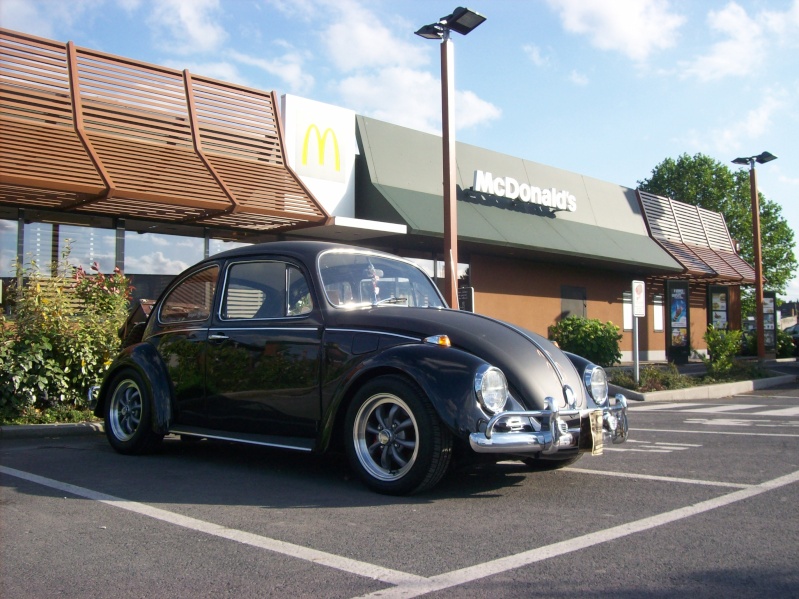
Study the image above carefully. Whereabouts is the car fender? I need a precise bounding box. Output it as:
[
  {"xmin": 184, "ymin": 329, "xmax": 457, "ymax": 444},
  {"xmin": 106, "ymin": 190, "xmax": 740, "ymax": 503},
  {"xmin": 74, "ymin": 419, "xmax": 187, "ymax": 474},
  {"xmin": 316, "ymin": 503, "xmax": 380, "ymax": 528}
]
[
  {"xmin": 322, "ymin": 343, "xmax": 490, "ymax": 447},
  {"xmin": 563, "ymin": 351, "xmax": 591, "ymax": 376},
  {"xmin": 96, "ymin": 343, "xmax": 174, "ymax": 435}
]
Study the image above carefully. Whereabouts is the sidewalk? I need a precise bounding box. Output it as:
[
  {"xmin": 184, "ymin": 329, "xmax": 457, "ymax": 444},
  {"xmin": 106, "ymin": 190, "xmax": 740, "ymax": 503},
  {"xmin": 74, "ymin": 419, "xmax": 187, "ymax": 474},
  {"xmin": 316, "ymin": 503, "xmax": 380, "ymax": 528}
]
[
  {"xmin": 610, "ymin": 357, "xmax": 798, "ymax": 402},
  {"xmin": 0, "ymin": 420, "xmax": 104, "ymax": 440}
]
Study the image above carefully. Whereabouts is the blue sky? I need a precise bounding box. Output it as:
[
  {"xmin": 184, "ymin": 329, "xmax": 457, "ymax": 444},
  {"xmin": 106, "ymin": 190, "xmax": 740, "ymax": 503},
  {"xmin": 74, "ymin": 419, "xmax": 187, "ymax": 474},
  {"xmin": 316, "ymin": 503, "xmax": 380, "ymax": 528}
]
[{"xmin": 2, "ymin": 0, "xmax": 798, "ymax": 299}]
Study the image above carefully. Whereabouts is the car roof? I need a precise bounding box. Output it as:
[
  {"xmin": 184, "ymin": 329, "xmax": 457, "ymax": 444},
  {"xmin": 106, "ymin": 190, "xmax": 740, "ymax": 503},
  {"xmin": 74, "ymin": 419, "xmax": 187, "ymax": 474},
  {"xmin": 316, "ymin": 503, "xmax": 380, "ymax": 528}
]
[{"xmin": 207, "ymin": 240, "xmax": 381, "ymax": 264}]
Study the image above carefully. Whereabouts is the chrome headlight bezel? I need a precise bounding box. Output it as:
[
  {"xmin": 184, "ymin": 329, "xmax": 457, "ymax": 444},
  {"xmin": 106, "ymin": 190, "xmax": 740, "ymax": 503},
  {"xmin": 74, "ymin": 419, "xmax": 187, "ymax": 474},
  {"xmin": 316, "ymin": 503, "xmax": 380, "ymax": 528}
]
[
  {"xmin": 475, "ymin": 365, "xmax": 508, "ymax": 415},
  {"xmin": 583, "ymin": 364, "xmax": 609, "ymax": 406}
]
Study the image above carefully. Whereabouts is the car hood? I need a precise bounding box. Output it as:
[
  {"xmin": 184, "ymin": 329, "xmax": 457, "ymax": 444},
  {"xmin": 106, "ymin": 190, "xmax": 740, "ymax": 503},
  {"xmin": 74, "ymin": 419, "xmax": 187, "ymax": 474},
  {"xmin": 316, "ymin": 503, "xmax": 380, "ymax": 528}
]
[{"xmin": 326, "ymin": 306, "xmax": 586, "ymax": 410}]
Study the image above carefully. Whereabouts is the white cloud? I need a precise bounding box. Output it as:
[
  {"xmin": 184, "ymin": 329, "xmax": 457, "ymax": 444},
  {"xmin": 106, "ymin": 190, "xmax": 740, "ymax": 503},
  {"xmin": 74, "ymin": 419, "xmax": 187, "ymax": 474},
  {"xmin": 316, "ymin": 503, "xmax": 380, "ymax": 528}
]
[
  {"xmin": 115, "ymin": 0, "xmax": 142, "ymax": 12},
  {"xmin": 147, "ymin": 0, "xmax": 227, "ymax": 55},
  {"xmin": 338, "ymin": 67, "xmax": 442, "ymax": 133},
  {"xmin": 456, "ymin": 90, "xmax": 503, "ymax": 130},
  {"xmin": 0, "ymin": 0, "xmax": 53, "ymax": 37},
  {"xmin": 297, "ymin": 0, "xmax": 499, "ymax": 133},
  {"xmin": 569, "ymin": 70, "xmax": 589, "ymax": 86},
  {"xmin": 546, "ymin": 0, "xmax": 685, "ymax": 62},
  {"xmin": 711, "ymin": 91, "xmax": 784, "ymax": 152},
  {"xmin": 681, "ymin": 3, "xmax": 764, "ymax": 81},
  {"xmin": 761, "ymin": 0, "xmax": 799, "ymax": 46},
  {"xmin": 318, "ymin": 0, "xmax": 427, "ymax": 72},
  {"xmin": 227, "ymin": 48, "xmax": 314, "ymax": 94},
  {"xmin": 523, "ymin": 44, "xmax": 550, "ymax": 68},
  {"xmin": 0, "ymin": 0, "xmax": 103, "ymax": 38},
  {"xmin": 338, "ymin": 67, "xmax": 500, "ymax": 134},
  {"xmin": 125, "ymin": 251, "xmax": 188, "ymax": 275}
]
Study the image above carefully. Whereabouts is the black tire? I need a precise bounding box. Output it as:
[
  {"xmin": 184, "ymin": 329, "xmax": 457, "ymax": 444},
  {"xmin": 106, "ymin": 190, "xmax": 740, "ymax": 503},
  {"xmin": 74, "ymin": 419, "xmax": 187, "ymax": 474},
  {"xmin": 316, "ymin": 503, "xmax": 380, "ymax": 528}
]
[
  {"xmin": 522, "ymin": 453, "xmax": 582, "ymax": 471},
  {"xmin": 104, "ymin": 369, "xmax": 163, "ymax": 455},
  {"xmin": 345, "ymin": 375, "xmax": 452, "ymax": 495}
]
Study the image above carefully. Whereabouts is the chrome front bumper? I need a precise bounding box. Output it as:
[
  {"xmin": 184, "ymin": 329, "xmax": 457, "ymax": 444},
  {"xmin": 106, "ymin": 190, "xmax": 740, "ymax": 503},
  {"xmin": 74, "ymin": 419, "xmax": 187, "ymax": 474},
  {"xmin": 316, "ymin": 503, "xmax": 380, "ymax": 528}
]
[{"xmin": 469, "ymin": 394, "xmax": 628, "ymax": 455}]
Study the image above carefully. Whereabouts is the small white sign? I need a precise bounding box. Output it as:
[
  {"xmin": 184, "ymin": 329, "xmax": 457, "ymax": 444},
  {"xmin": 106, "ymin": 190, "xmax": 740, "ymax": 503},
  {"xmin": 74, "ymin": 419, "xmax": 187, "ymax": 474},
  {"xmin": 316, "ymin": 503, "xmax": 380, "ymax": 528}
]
[{"xmin": 632, "ymin": 280, "xmax": 646, "ymax": 318}]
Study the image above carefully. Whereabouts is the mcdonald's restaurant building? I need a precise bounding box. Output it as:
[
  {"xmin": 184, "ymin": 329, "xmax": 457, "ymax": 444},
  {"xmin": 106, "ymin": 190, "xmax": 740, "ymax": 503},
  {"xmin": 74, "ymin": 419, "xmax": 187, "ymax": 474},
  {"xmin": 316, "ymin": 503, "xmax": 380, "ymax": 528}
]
[{"xmin": 0, "ymin": 28, "xmax": 758, "ymax": 363}]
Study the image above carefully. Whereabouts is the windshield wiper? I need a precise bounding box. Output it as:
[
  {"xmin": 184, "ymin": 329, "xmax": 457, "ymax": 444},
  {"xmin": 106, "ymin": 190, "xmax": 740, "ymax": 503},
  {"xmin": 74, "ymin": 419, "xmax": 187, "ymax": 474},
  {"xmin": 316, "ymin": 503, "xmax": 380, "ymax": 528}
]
[{"xmin": 373, "ymin": 296, "xmax": 409, "ymax": 306}]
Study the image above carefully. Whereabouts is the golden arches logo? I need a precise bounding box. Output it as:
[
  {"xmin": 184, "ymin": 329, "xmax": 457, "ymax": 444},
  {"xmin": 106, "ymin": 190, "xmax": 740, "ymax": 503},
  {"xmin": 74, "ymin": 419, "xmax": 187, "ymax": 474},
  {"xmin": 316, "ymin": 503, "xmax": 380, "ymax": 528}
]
[{"xmin": 301, "ymin": 124, "xmax": 340, "ymax": 171}]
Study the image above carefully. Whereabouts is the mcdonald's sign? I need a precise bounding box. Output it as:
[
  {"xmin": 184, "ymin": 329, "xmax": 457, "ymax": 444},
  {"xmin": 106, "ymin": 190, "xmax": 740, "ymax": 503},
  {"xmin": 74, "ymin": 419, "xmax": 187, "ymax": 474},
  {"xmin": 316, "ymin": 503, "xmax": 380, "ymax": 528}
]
[
  {"xmin": 302, "ymin": 125, "xmax": 340, "ymax": 172},
  {"xmin": 295, "ymin": 122, "xmax": 345, "ymax": 183},
  {"xmin": 283, "ymin": 95, "xmax": 354, "ymax": 211}
]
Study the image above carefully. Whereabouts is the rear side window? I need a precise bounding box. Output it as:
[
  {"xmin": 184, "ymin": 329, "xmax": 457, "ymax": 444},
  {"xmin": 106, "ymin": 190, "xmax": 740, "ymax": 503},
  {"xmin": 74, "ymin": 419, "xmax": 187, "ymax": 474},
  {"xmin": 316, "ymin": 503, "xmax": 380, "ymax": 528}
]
[
  {"xmin": 221, "ymin": 261, "xmax": 313, "ymax": 320},
  {"xmin": 159, "ymin": 266, "xmax": 219, "ymax": 324}
]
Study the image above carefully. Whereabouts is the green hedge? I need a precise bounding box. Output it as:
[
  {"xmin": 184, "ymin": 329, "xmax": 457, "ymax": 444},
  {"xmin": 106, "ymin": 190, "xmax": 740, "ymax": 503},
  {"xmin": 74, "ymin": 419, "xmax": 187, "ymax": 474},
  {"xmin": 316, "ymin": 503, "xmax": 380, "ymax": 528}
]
[
  {"xmin": 0, "ymin": 258, "xmax": 131, "ymax": 423},
  {"xmin": 548, "ymin": 316, "xmax": 622, "ymax": 367}
]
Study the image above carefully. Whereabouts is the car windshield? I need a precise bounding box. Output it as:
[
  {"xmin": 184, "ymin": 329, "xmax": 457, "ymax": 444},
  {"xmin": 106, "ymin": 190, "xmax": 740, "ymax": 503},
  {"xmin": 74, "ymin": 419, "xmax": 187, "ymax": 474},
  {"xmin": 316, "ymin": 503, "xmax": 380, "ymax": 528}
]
[{"xmin": 318, "ymin": 250, "xmax": 445, "ymax": 308}]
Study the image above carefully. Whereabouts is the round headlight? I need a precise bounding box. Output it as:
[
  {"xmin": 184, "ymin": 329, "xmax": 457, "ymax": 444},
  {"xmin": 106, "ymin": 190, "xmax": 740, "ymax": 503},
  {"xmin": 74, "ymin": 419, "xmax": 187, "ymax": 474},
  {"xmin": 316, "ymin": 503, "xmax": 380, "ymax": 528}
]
[
  {"xmin": 475, "ymin": 366, "xmax": 508, "ymax": 414},
  {"xmin": 584, "ymin": 364, "xmax": 609, "ymax": 406}
]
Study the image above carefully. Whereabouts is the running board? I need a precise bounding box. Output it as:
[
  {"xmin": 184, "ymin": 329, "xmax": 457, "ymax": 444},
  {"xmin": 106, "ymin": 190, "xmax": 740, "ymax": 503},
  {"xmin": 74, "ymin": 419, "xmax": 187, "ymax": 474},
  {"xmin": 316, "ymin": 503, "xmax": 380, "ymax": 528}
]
[{"xmin": 169, "ymin": 426, "xmax": 315, "ymax": 452}]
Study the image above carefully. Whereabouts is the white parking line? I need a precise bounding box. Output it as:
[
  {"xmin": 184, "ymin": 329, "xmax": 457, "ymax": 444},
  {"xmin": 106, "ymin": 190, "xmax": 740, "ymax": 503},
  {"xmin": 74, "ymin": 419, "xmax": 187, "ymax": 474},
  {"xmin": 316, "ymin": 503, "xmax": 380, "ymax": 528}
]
[
  {"xmin": 634, "ymin": 428, "xmax": 799, "ymax": 437},
  {"xmin": 630, "ymin": 403, "xmax": 704, "ymax": 411},
  {"xmin": 680, "ymin": 404, "xmax": 761, "ymax": 413},
  {"xmin": 3, "ymin": 465, "xmax": 798, "ymax": 599},
  {"xmin": 353, "ymin": 469, "xmax": 799, "ymax": 598},
  {"xmin": 0, "ymin": 465, "xmax": 425, "ymax": 588},
  {"xmin": 564, "ymin": 467, "xmax": 753, "ymax": 489},
  {"xmin": 751, "ymin": 407, "xmax": 799, "ymax": 416}
]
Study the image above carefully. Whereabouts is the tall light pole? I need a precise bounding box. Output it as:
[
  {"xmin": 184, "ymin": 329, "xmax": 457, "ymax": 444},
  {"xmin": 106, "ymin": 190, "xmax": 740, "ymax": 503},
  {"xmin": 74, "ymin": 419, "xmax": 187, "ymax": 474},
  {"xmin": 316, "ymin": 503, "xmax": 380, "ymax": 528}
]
[
  {"xmin": 732, "ymin": 151, "xmax": 778, "ymax": 360},
  {"xmin": 416, "ymin": 7, "xmax": 486, "ymax": 309}
]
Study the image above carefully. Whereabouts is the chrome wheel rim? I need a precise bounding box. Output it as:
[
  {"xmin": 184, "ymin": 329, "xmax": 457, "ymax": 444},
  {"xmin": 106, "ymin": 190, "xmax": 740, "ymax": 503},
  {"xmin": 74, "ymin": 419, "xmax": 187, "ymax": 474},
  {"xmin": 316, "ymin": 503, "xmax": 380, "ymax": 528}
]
[
  {"xmin": 353, "ymin": 394, "xmax": 419, "ymax": 482},
  {"xmin": 108, "ymin": 379, "xmax": 143, "ymax": 442}
]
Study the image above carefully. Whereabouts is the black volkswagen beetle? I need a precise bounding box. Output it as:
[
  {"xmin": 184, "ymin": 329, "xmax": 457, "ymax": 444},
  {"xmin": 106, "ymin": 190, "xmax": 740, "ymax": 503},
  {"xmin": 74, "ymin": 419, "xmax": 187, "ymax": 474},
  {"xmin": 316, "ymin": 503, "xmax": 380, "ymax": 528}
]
[{"xmin": 91, "ymin": 241, "xmax": 628, "ymax": 495}]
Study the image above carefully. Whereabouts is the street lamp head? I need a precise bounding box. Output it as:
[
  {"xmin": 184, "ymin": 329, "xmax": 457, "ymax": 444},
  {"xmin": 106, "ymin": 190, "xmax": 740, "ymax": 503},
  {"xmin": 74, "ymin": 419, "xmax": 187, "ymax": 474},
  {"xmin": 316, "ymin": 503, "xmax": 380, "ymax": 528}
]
[
  {"xmin": 732, "ymin": 151, "xmax": 778, "ymax": 167},
  {"xmin": 756, "ymin": 151, "xmax": 777, "ymax": 164},
  {"xmin": 444, "ymin": 7, "xmax": 486, "ymax": 36},
  {"xmin": 415, "ymin": 7, "xmax": 486, "ymax": 40},
  {"xmin": 414, "ymin": 23, "xmax": 444, "ymax": 39}
]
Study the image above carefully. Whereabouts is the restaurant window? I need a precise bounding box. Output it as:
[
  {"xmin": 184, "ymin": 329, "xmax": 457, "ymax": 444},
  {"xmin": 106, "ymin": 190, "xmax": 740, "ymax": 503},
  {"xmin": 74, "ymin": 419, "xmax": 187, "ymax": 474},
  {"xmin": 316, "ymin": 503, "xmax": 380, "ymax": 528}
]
[
  {"xmin": 623, "ymin": 290, "xmax": 633, "ymax": 331},
  {"xmin": 1, "ymin": 219, "xmax": 18, "ymax": 278},
  {"xmin": 561, "ymin": 285, "xmax": 586, "ymax": 319},
  {"xmin": 58, "ymin": 225, "xmax": 116, "ymax": 273},
  {"xmin": 21, "ymin": 222, "xmax": 53, "ymax": 274},
  {"xmin": 124, "ymin": 232, "xmax": 204, "ymax": 302},
  {"xmin": 124, "ymin": 232, "xmax": 203, "ymax": 275},
  {"xmin": 653, "ymin": 294, "xmax": 664, "ymax": 332}
]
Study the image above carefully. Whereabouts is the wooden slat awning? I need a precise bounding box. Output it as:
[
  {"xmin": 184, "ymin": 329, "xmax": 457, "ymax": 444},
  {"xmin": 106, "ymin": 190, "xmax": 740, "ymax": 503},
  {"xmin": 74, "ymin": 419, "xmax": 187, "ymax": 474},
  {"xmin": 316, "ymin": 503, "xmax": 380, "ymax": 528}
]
[
  {"xmin": 637, "ymin": 190, "xmax": 756, "ymax": 284},
  {"xmin": 0, "ymin": 28, "xmax": 329, "ymax": 233}
]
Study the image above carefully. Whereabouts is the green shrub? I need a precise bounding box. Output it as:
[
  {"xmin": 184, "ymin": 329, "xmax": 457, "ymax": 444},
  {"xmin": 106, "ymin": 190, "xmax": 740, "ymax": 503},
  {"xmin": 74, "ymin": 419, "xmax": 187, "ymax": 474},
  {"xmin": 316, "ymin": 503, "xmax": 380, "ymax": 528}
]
[
  {"xmin": 548, "ymin": 316, "xmax": 622, "ymax": 367},
  {"xmin": 698, "ymin": 325, "xmax": 742, "ymax": 378},
  {"xmin": 741, "ymin": 328, "xmax": 795, "ymax": 358},
  {"xmin": 776, "ymin": 328, "xmax": 795, "ymax": 358},
  {"xmin": 0, "ymin": 257, "xmax": 131, "ymax": 423},
  {"xmin": 609, "ymin": 363, "xmax": 694, "ymax": 392}
]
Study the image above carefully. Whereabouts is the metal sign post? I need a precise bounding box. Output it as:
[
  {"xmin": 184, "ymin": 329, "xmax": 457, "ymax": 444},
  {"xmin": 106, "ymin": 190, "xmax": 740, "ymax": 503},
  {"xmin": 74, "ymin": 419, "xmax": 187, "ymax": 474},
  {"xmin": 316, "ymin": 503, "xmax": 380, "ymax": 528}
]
[{"xmin": 632, "ymin": 280, "xmax": 646, "ymax": 384}]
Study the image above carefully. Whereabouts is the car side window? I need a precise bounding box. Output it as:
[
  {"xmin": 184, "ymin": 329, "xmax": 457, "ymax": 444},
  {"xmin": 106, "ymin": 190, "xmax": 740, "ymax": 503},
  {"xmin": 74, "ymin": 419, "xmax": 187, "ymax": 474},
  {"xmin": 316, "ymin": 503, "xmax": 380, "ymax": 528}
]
[
  {"xmin": 159, "ymin": 265, "xmax": 219, "ymax": 324},
  {"xmin": 221, "ymin": 261, "xmax": 313, "ymax": 320},
  {"xmin": 288, "ymin": 265, "xmax": 313, "ymax": 316}
]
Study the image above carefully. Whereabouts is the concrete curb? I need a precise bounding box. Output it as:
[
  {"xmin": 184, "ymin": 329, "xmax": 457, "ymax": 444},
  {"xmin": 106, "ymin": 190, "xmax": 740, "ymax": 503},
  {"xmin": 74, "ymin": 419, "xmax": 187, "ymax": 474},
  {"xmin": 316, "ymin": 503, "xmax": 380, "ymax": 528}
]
[
  {"xmin": 612, "ymin": 373, "xmax": 797, "ymax": 403},
  {"xmin": 0, "ymin": 421, "xmax": 104, "ymax": 440}
]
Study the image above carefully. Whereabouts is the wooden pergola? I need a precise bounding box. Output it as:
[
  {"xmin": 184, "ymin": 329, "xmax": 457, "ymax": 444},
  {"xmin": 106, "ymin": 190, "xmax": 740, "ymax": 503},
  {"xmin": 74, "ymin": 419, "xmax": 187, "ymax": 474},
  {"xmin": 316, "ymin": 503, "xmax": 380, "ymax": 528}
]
[
  {"xmin": 0, "ymin": 28, "xmax": 330, "ymax": 235},
  {"xmin": 638, "ymin": 191, "xmax": 756, "ymax": 284}
]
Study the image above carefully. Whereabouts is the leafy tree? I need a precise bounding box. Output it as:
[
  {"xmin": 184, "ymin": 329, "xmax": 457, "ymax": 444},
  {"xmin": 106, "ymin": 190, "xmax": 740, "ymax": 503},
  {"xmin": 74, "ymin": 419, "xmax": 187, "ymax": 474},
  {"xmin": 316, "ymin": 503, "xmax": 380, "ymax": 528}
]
[{"xmin": 638, "ymin": 153, "xmax": 797, "ymax": 313}]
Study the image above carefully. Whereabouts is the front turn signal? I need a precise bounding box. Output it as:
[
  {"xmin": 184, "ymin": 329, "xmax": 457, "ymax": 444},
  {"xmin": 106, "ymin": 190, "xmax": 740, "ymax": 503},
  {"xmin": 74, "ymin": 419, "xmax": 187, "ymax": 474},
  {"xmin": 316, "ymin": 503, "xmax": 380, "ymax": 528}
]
[{"xmin": 423, "ymin": 334, "xmax": 451, "ymax": 347}]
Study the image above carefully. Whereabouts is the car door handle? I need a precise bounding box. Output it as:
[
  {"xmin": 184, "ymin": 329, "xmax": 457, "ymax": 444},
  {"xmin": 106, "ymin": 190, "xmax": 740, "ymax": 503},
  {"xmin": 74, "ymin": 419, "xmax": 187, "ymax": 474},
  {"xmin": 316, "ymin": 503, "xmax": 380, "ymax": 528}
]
[{"xmin": 208, "ymin": 333, "xmax": 229, "ymax": 341}]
